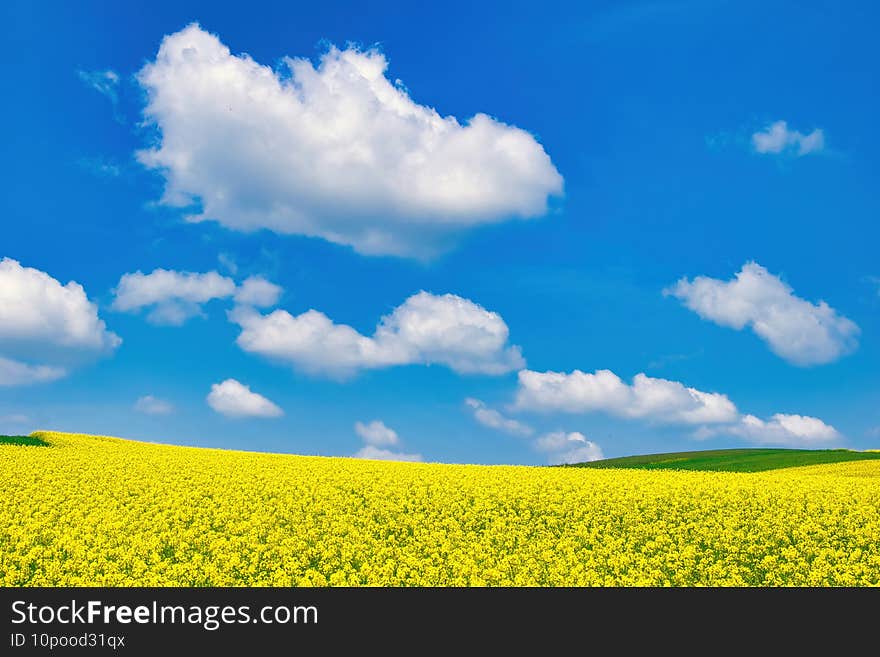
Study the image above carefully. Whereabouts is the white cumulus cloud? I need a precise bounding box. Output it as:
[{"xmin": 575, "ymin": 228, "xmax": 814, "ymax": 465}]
[
  {"xmin": 234, "ymin": 276, "xmax": 282, "ymax": 308},
  {"xmin": 352, "ymin": 419, "xmax": 421, "ymax": 461},
  {"xmin": 534, "ymin": 431, "xmax": 604, "ymax": 465},
  {"xmin": 515, "ymin": 365, "xmax": 841, "ymax": 449},
  {"xmin": 354, "ymin": 420, "xmax": 399, "ymax": 446},
  {"xmin": 699, "ymin": 413, "xmax": 840, "ymax": 447},
  {"xmin": 231, "ymin": 291, "xmax": 524, "ymax": 378},
  {"xmin": 206, "ymin": 379, "xmax": 283, "ymax": 418},
  {"xmin": 0, "ymin": 258, "xmax": 120, "ymax": 385},
  {"xmin": 113, "ymin": 269, "xmax": 237, "ymax": 325},
  {"xmin": 664, "ymin": 262, "xmax": 859, "ymax": 366},
  {"xmin": 136, "ymin": 24, "xmax": 563, "ymax": 257},
  {"xmin": 0, "ymin": 357, "xmax": 66, "ymax": 387},
  {"xmin": 134, "ymin": 395, "xmax": 174, "ymax": 415},
  {"xmin": 0, "ymin": 258, "xmax": 120, "ymax": 352},
  {"xmin": 752, "ymin": 120, "xmax": 824, "ymax": 156},
  {"xmin": 514, "ymin": 369, "xmax": 738, "ymax": 425},
  {"xmin": 352, "ymin": 445, "xmax": 423, "ymax": 462},
  {"xmin": 113, "ymin": 269, "xmax": 283, "ymax": 325},
  {"xmin": 463, "ymin": 397, "xmax": 600, "ymax": 464},
  {"xmin": 464, "ymin": 398, "xmax": 533, "ymax": 436}
]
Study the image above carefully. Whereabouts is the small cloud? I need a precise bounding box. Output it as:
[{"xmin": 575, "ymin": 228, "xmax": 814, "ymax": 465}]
[
  {"xmin": 0, "ymin": 356, "xmax": 65, "ymax": 386},
  {"xmin": 78, "ymin": 69, "xmax": 119, "ymax": 100},
  {"xmin": 233, "ymin": 276, "xmax": 282, "ymax": 308},
  {"xmin": 0, "ymin": 257, "xmax": 119, "ymax": 386},
  {"xmin": 534, "ymin": 431, "xmax": 603, "ymax": 465},
  {"xmin": 113, "ymin": 268, "xmax": 283, "ymax": 325},
  {"xmin": 134, "ymin": 395, "xmax": 174, "ymax": 415},
  {"xmin": 751, "ymin": 120, "xmax": 824, "ymax": 156},
  {"xmin": 217, "ymin": 253, "xmax": 238, "ymax": 275},
  {"xmin": 464, "ymin": 398, "xmax": 533, "ymax": 436},
  {"xmin": 699, "ymin": 413, "xmax": 840, "ymax": 448},
  {"xmin": 112, "ymin": 269, "xmax": 237, "ymax": 326},
  {"xmin": 665, "ymin": 262, "xmax": 859, "ymax": 366},
  {"xmin": 77, "ymin": 69, "xmax": 124, "ymax": 123},
  {"xmin": 354, "ymin": 420, "xmax": 399, "ymax": 446},
  {"xmin": 352, "ymin": 445, "xmax": 423, "ymax": 462},
  {"xmin": 352, "ymin": 419, "xmax": 421, "ymax": 461},
  {"xmin": 206, "ymin": 379, "xmax": 283, "ymax": 418}
]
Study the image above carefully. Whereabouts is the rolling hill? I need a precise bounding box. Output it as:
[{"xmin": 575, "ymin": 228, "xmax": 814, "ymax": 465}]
[{"xmin": 570, "ymin": 448, "xmax": 880, "ymax": 472}]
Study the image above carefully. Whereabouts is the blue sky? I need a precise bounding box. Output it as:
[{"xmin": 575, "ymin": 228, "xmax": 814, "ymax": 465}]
[{"xmin": 2, "ymin": 0, "xmax": 878, "ymax": 464}]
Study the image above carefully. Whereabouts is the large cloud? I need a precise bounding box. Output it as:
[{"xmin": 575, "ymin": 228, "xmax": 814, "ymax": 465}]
[
  {"xmin": 136, "ymin": 24, "xmax": 563, "ymax": 257},
  {"xmin": 0, "ymin": 258, "xmax": 120, "ymax": 385},
  {"xmin": 664, "ymin": 262, "xmax": 859, "ymax": 366},
  {"xmin": 514, "ymin": 369, "xmax": 738, "ymax": 424},
  {"xmin": 231, "ymin": 291, "xmax": 524, "ymax": 378},
  {"xmin": 206, "ymin": 379, "xmax": 283, "ymax": 418}
]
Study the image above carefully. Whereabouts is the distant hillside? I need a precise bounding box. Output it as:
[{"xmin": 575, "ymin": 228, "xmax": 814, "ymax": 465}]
[
  {"xmin": 0, "ymin": 435, "xmax": 48, "ymax": 447},
  {"xmin": 568, "ymin": 448, "xmax": 880, "ymax": 473}
]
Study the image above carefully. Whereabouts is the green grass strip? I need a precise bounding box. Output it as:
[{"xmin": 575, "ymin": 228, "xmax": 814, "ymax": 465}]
[
  {"xmin": 0, "ymin": 435, "xmax": 50, "ymax": 447},
  {"xmin": 567, "ymin": 448, "xmax": 880, "ymax": 472}
]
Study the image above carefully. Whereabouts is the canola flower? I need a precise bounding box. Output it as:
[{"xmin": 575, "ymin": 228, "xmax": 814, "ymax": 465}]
[{"xmin": 2, "ymin": 431, "xmax": 879, "ymax": 586}]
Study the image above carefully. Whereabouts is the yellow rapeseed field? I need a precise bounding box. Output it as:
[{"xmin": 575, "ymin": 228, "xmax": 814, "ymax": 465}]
[{"xmin": 2, "ymin": 431, "xmax": 879, "ymax": 586}]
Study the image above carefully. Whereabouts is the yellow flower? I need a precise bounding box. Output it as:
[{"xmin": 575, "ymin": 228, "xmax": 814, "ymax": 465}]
[{"xmin": 1, "ymin": 431, "xmax": 879, "ymax": 586}]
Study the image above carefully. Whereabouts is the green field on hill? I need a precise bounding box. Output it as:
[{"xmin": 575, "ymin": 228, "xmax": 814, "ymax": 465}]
[
  {"xmin": 571, "ymin": 448, "xmax": 880, "ymax": 472},
  {"xmin": 0, "ymin": 435, "xmax": 48, "ymax": 447}
]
